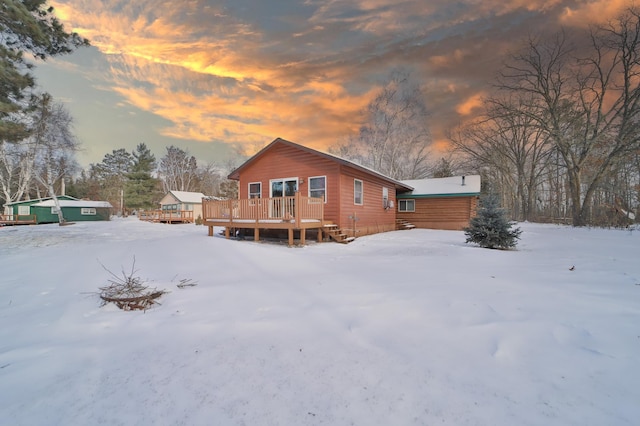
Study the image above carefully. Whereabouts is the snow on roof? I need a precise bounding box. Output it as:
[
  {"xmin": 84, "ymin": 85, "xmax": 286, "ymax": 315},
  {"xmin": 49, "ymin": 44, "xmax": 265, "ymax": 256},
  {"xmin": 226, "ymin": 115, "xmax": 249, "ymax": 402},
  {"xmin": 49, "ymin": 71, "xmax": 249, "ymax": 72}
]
[
  {"xmin": 4, "ymin": 196, "xmax": 78, "ymax": 206},
  {"xmin": 400, "ymin": 175, "xmax": 481, "ymax": 196},
  {"xmin": 32, "ymin": 199, "xmax": 113, "ymax": 208},
  {"xmin": 169, "ymin": 191, "xmax": 206, "ymax": 203}
]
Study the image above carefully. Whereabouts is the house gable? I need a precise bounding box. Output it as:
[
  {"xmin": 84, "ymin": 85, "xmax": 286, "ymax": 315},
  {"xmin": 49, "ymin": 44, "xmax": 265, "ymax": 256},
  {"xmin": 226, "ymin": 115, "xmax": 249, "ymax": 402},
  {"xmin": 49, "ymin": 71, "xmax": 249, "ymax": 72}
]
[{"xmin": 229, "ymin": 138, "xmax": 413, "ymax": 192}]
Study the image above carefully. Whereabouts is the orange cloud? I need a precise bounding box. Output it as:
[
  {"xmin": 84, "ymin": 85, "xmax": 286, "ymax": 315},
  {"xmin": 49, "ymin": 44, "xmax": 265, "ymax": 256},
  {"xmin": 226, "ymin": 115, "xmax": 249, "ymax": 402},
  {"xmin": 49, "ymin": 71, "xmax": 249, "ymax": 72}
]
[
  {"xmin": 456, "ymin": 93, "xmax": 485, "ymax": 116},
  {"xmin": 560, "ymin": 0, "xmax": 629, "ymax": 27},
  {"xmin": 47, "ymin": 0, "xmax": 631, "ymax": 168}
]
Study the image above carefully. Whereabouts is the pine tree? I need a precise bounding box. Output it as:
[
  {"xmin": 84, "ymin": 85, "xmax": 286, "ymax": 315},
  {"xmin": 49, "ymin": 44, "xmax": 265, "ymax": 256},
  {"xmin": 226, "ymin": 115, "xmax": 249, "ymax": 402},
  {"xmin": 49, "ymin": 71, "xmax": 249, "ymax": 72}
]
[
  {"xmin": 125, "ymin": 143, "xmax": 161, "ymax": 211},
  {"xmin": 1, "ymin": 0, "xmax": 88, "ymax": 142},
  {"xmin": 464, "ymin": 192, "xmax": 522, "ymax": 249}
]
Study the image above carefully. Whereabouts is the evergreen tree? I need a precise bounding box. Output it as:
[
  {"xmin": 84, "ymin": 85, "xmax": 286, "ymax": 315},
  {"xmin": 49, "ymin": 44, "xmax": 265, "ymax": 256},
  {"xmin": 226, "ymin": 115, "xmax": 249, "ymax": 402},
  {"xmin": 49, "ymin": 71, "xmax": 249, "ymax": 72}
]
[
  {"xmin": 89, "ymin": 149, "xmax": 133, "ymax": 213},
  {"xmin": 431, "ymin": 158, "xmax": 455, "ymax": 178},
  {"xmin": 1, "ymin": 0, "xmax": 88, "ymax": 142},
  {"xmin": 464, "ymin": 192, "xmax": 522, "ymax": 249},
  {"xmin": 125, "ymin": 143, "xmax": 161, "ymax": 210}
]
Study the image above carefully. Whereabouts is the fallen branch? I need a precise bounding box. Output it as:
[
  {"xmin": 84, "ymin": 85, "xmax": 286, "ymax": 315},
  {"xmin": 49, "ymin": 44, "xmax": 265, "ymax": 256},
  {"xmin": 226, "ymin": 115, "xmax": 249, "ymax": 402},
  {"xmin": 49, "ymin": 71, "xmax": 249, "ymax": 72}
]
[{"xmin": 98, "ymin": 257, "xmax": 166, "ymax": 311}]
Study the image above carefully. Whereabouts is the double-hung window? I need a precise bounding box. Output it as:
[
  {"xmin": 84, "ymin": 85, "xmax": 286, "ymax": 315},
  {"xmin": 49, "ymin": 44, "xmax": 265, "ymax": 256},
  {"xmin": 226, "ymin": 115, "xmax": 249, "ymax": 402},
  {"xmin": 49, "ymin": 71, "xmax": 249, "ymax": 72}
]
[
  {"xmin": 354, "ymin": 179, "xmax": 363, "ymax": 205},
  {"xmin": 249, "ymin": 182, "xmax": 262, "ymax": 199},
  {"xmin": 309, "ymin": 176, "xmax": 326, "ymax": 202}
]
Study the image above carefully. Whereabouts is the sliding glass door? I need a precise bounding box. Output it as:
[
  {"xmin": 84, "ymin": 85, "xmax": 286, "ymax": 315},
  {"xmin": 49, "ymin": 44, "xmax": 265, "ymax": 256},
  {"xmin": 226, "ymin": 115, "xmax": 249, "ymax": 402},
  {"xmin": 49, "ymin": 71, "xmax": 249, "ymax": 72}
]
[{"xmin": 270, "ymin": 178, "xmax": 298, "ymax": 218}]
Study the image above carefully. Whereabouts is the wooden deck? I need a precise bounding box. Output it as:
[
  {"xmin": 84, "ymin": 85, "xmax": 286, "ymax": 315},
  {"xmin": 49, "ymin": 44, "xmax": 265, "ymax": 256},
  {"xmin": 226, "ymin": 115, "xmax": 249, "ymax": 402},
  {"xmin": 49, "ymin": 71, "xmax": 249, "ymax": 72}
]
[
  {"xmin": 202, "ymin": 193, "xmax": 326, "ymax": 245},
  {"xmin": 138, "ymin": 210, "xmax": 194, "ymax": 223},
  {"xmin": 0, "ymin": 214, "xmax": 37, "ymax": 226}
]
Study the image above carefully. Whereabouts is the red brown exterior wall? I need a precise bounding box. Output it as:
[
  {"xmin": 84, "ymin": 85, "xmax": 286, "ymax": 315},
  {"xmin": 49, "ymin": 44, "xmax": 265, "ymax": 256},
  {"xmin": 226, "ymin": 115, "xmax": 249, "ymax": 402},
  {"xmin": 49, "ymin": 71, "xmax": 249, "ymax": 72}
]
[
  {"xmin": 338, "ymin": 166, "xmax": 397, "ymax": 237},
  {"xmin": 236, "ymin": 142, "xmax": 398, "ymax": 236},
  {"xmin": 397, "ymin": 196, "xmax": 479, "ymax": 230}
]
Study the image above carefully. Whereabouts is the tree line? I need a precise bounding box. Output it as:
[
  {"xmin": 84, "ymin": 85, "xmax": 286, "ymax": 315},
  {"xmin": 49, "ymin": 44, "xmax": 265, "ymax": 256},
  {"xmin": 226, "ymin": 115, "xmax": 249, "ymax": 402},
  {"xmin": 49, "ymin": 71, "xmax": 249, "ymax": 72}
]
[
  {"xmin": 449, "ymin": 8, "xmax": 640, "ymax": 227},
  {"xmin": 69, "ymin": 144, "xmax": 238, "ymax": 214},
  {"xmin": 1, "ymin": 1, "xmax": 87, "ymax": 220},
  {"xmin": 2, "ymin": 1, "xmax": 638, "ymax": 226}
]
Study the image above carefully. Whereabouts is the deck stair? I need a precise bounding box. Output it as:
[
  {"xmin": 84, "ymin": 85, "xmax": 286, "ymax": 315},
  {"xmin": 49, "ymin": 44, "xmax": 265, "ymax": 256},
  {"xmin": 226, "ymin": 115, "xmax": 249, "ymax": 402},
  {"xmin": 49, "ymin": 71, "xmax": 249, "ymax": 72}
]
[
  {"xmin": 396, "ymin": 219, "xmax": 416, "ymax": 230},
  {"xmin": 323, "ymin": 223, "xmax": 355, "ymax": 243}
]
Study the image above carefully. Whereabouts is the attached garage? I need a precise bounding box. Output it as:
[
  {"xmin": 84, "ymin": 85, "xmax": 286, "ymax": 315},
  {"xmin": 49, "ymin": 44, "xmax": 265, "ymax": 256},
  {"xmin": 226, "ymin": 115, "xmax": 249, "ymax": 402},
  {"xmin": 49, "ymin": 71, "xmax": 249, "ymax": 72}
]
[{"xmin": 397, "ymin": 175, "xmax": 481, "ymax": 230}]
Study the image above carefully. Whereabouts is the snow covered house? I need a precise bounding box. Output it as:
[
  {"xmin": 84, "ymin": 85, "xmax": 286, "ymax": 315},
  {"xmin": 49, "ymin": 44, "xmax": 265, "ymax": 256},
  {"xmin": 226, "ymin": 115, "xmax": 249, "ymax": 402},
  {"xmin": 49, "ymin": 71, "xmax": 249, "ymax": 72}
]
[
  {"xmin": 3, "ymin": 196, "xmax": 113, "ymax": 224},
  {"xmin": 157, "ymin": 190, "xmax": 207, "ymax": 223},
  {"xmin": 202, "ymin": 138, "xmax": 413, "ymax": 244},
  {"xmin": 202, "ymin": 138, "xmax": 482, "ymax": 244},
  {"xmin": 397, "ymin": 175, "xmax": 481, "ymax": 230}
]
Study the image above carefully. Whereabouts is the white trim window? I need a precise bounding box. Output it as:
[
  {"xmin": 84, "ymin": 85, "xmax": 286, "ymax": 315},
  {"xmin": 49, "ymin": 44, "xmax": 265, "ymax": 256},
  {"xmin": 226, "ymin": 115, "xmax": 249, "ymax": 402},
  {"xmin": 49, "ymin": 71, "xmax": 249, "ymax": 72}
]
[
  {"xmin": 249, "ymin": 182, "xmax": 262, "ymax": 199},
  {"xmin": 354, "ymin": 179, "xmax": 363, "ymax": 205},
  {"xmin": 398, "ymin": 199, "xmax": 415, "ymax": 212},
  {"xmin": 18, "ymin": 206, "xmax": 30, "ymax": 215},
  {"xmin": 81, "ymin": 207, "xmax": 97, "ymax": 215},
  {"xmin": 382, "ymin": 187, "xmax": 389, "ymax": 208},
  {"xmin": 308, "ymin": 176, "xmax": 326, "ymax": 202}
]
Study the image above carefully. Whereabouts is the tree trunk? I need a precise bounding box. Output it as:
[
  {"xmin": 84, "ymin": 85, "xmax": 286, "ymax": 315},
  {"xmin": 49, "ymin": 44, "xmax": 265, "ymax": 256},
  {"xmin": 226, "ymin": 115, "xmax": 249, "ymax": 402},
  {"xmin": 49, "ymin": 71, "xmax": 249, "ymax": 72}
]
[{"xmin": 47, "ymin": 183, "xmax": 67, "ymax": 225}]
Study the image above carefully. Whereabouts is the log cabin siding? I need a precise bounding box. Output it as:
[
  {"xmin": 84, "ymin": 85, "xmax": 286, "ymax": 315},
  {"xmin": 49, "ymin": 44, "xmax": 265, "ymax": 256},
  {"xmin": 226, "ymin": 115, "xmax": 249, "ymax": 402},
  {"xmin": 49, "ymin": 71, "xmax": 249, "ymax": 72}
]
[
  {"xmin": 338, "ymin": 166, "xmax": 397, "ymax": 236},
  {"xmin": 397, "ymin": 196, "xmax": 479, "ymax": 230},
  {"xmin": 237, "ymin": 143, "xmax": 342, "ymax": 223}
]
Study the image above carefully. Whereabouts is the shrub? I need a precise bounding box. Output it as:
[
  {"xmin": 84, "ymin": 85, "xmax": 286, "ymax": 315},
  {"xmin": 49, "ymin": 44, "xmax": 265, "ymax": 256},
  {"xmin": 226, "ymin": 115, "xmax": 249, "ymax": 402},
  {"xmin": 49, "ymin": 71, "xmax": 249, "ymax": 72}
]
[{"xmin": 464, "ymin": 192, "xmax": 521, "ymax": 249}]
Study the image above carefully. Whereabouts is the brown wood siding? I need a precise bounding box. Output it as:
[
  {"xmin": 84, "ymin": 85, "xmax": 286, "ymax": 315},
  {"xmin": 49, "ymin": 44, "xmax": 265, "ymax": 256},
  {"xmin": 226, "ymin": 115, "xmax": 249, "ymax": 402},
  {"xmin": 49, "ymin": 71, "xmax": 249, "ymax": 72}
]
[
  {"xmin": 338, "ymin": 166, "xmax": 397, "ymax": 237},
  {"xmin": 397, "ymin": 196, "xmax": 478, "ymax": 230},
  {"xmin": 237, "ymin": 143, "xmax": 342, "ymax": 224}
]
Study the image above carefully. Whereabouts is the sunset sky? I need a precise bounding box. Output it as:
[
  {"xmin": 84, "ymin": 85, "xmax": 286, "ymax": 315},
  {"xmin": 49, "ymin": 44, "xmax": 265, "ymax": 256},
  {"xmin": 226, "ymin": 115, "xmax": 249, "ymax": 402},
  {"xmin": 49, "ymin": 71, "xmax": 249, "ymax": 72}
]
[{"xmin": 32, "ymin": 0, "xmax": 626, "ymax": 168}]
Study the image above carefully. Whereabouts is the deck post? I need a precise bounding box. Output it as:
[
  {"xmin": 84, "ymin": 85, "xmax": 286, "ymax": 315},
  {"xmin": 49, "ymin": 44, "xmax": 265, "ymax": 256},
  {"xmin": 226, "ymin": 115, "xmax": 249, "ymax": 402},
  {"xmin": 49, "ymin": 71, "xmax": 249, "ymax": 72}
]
[
  {"xmin": 300, "ymin": 229, "xmax": 306, "ymax": 245},
  {"xmin": 208, "ymin": 225, "xmax": 213, "ymax": 237},
  {"xmin": 295, "ymin": 191, "xmax": 301, "ymax": 229},
  {"xmin": 288, "ymin": 228, "xmax": 294, "ymax": 246},
  {"xmin": 255, "ymin": 227, "xmax": 260, "ymax": 242},
  {"xmin": 225, "ymin": 227, "xmax": 230, "ymax": 239},
  {"xmin": 317, "ymin": 227, "xmax": 323, "ymax": 242}
]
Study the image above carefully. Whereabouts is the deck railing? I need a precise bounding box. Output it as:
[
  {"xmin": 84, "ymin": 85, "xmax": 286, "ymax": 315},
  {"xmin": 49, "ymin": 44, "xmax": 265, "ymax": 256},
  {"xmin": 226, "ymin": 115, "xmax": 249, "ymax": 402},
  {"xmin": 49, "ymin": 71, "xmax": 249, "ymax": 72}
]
[
  {"xmin": 0, "ymin": 214, "xmax": 37, "ymax": 224},
  {"xmin": 138, "ymin": 210, "xmax": 194, "ymax": 222},
  {"xmin": 202, "ymin": 194, "xmax": 324, "ymax": 226}
]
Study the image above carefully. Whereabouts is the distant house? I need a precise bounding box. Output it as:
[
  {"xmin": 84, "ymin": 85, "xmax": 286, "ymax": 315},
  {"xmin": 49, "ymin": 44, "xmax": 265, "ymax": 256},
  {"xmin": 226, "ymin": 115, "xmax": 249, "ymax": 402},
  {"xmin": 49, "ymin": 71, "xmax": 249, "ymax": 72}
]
[
  {"xmin": 397, "ymin": 175, "xmax": 481, "ymax": 230},
  {"xmin": 157, "ymin": 190, "xmax": 207, "ymax": 223},
  {"xmin": 3, "ymin": 196, "xmax": 112, "ymax": 224}
]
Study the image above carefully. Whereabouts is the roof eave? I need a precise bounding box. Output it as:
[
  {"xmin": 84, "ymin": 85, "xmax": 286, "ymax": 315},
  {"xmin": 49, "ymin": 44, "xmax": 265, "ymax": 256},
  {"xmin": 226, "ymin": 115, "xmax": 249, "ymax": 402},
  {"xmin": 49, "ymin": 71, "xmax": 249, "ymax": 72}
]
[
  {"xmin": 228, "ymin": 137, "xmax": 414, "ymax": 191},
  {"xmin": 397, "ymin": 192, "xmax": 481, "ymax": 199}
]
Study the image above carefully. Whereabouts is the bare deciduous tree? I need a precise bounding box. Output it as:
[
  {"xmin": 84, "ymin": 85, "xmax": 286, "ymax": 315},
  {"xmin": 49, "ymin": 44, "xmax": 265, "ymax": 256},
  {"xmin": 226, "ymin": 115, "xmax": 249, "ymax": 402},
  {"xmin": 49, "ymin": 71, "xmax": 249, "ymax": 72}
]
[
  {"xmin": 451, "ymin": 96, "xmax": 553, "ymax": 221},
  {"xmin": 30, "ymin": 94, "xmax": 79, "ymax": 224},
  {"xmin": 159, "ymin": 146, "xmax": 199, "ymax": 192},
  {"xmin": 498, "ymin": 8, "xmax": 640, "ymax": 225},
  {"xmin": 330, "ymin": 71, "xmax": 432, "ymax": 179}
]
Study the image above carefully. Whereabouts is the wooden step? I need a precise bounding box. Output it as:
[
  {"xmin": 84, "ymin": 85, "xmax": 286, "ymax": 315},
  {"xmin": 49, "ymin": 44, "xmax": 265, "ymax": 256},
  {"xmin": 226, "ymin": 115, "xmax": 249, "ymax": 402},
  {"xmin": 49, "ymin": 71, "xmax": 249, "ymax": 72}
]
[{"xmin": 395, "ymin": 219, "xmax": 416, "ymax": 230}]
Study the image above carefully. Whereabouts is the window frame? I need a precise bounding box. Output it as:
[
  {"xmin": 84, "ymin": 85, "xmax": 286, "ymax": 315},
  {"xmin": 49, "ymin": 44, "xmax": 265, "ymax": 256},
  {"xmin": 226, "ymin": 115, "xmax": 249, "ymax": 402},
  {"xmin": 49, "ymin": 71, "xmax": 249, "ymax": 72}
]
[
  {"xmin": 354, "ymin": 179, "xmax": 363, "ymax": 205},
  {"xmin": 398, "ymin": 199, "xmax": 415, "ymax": 212},
  {"xmin": 81, "ymin": 207, "xmax": 97, "ymax": 215},
  {"xmin": 382, "ymin": 187, "xmax": 389, "ymax": 209},
  {"xmin": 308, "ymin": 176, "xmax": 327, "ymax": 203},
  {"xmin": 248, "ymin": 182, "xmax": 262, "ymax": 199}
]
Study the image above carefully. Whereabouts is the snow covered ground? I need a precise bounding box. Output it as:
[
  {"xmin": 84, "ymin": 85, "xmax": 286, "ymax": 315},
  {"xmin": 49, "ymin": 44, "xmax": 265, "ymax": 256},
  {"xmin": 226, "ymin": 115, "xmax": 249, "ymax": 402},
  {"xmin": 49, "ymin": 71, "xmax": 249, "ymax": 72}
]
[{"xmin": 0, "ymin": 218, "xmax": 638, "ymax": 425}]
